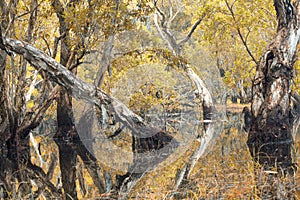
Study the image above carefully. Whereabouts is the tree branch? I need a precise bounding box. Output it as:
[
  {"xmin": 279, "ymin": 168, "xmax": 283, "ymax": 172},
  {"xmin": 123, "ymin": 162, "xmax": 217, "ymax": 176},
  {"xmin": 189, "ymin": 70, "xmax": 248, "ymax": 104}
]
[
  {"xmin": 236, "ymin": 27, "xmax": 258, "ymax": 64},
  {"xmin": 52, "ymin": 32, "xmax": 66, "ymax": 58},
  {"xmin": 153, "ymin": 12, "xmax": 178, "ymax": 54},
  {"xmin": 1, "ymin": 37, "xmax": 164, "ymax": 139},
  {"xmin": 27, "ymin": 162, "xmax": 62, "ymax": 199},
  {"xmin": 166, "ymin": 2, "xmax": 183, "ymax": 29},
  {"xmin": 17, "ymin": 85, "xmax": 59, "ymax": 139},
  {"xmin": 179, "ymin": 16, "xmax": 204, "ymax": 46},
  {"xmin": 153, "ymin": 0, "xmax": 167, "ymax": 27},
  {"xmin": 225, "ymin": 0, "xmax": 258, "ymax": 64},
  {"xmin": 34, "ymin": 153, "xmax": 58, "ymax": 198},
  {"xmin": 42, "ymin": 36, "xmax": 52, "ymax": 56}
]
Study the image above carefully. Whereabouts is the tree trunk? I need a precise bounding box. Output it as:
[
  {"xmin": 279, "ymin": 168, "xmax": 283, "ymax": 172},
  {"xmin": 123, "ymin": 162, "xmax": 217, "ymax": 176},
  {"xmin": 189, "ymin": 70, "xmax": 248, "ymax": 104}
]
[
  {"xmin": 247, "ymin": 0, "xmax": 300, "ymax": 198},
  {"xmin": 0, "ymin": 0, "xmax": 39, "ymax": 196},
  {"xmin": 52, "ymin": 1, "xmax": 79, "ymax": 196},
  {"xmin": 153, "ymin": 5, "xmax": 218, "ymax": 191},
  {"xmin": 55, "ymin": 89, "xmax": 78, "ymax": 200}
]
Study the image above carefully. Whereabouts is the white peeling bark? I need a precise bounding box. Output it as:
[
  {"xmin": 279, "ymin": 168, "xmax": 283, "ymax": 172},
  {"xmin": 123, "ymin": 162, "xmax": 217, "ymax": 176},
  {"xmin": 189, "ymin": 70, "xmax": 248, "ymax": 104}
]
[
  {"xmin": 185, "ymin": 67, "xmax": 215, "ymax": 119},
  {"xmin": 154, "ymin": 11, "xmax": 216, "ymax": 120},
  {"xmin": 247, "ymin": 4, "xmax": 300, "ymax": 197},
  {"xmin": 25, "ymin": 70, "xmax": 39, "ymax": 102},
  {"xmin": 29, "ymin": 132, "xmax": 46, "ymax": 167}
]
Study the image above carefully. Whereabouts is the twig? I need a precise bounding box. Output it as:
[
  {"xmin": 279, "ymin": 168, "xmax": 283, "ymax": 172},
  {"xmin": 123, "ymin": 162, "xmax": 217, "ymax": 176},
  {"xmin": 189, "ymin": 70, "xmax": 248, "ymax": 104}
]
[{"xmin": 52, "ymin": 32, "xmax": 66, "ymax": 58}]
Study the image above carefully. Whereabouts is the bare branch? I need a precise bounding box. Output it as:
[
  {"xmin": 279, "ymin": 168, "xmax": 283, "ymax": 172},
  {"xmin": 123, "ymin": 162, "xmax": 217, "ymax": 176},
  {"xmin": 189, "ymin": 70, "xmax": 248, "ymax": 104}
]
[
  {"xmin": 225, "ymin": 0, "xmax": 258, "ymax": 64},
  {"xmin": 17, "ymin": 85, "xmax": 59, "ymax": 138},
  {"xmin": 179, "ymin": 16, "xmax": 204, "ymax": 46},
  {"xmin": 31, "ymin": 86, "xmax": 59, "ymax": 124},
  {"xmin": 154, "ymin": 12, "xmax": 179, "ymax": 54},
  {"xmin": 153, "ymin": 13, "xmax": 167, "ymax": 41},
  {"xmin": 153, "ymin": 0, "xmax": 167, "ymax": 27},
  {"xmin": 236, "ymin": 28, "xmax": 258, "ymax": 64},
  {"xmin": 42, "ymin": 36, "xmax": 52, "ymax": 56},
  {"xmin": 168, "ymin": 6, "xmax": 181, "ymax": 26},
  {"xmin": 66, "ymin": 49, "xmax": 76, "ymax": 68},
  {"xmin": 15, "ymin": 2, "xmax": 41, "ymax": 20},
  {"xmin": 4, "ymin": 16, "xmax": 15, "ymax": 36},
  {"xmin": 52, "ymin": 32, "xmax": 66, "ymax": 58},
  {"xmin": 27, "ymin": 162, "xmax": 62, "ymax": 199},
  {"xmin": 34, "ymin": 153, "xmax": 58, "ymax": 198}
]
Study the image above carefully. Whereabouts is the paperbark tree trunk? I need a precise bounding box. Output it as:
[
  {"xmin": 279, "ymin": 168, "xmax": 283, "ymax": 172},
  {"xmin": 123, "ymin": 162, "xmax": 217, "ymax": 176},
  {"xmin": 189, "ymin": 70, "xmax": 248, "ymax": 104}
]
[
  {"xmin": 246, "ymin": 0, "xmax": 300, "ymax": 198},
  {"xmin": 153, "ymin": 3, "xmax": 218, "ymax": 190}
]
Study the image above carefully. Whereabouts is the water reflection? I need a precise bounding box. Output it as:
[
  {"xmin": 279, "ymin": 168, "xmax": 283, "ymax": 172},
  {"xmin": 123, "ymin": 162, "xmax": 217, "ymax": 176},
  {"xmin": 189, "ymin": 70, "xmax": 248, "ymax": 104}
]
[
  {"xmin": 12, "ymin": 107, "xmax": 300, "ymax": 199},
  {"xmin": 169, "ymin": 110, "xmax": 300, "ymax": 199}
]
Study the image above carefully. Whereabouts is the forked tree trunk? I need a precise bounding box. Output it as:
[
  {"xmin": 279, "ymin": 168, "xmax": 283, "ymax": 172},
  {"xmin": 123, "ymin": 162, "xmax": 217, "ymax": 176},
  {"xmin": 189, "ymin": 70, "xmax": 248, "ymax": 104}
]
[{"xmin": 247, "ymin": 0, "xmax": 300, "ymax": 198}]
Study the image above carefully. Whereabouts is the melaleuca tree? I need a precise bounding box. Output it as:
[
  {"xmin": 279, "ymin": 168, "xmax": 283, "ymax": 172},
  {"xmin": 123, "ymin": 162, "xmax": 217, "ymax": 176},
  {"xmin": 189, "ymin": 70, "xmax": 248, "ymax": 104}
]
[
  {"xmin": 245, "ymin": 0, "xmax": 300, "ymax": 198},
  {"xmin": 198, "ymin": 0, "xmax": 276, "ymax": 103}
]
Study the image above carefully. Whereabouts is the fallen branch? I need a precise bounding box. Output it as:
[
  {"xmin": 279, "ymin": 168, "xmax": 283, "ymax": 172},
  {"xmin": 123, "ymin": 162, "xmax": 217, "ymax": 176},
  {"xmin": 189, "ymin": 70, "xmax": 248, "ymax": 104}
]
[{"xmin": 1, "ymin": 36, "xmax": 164, "ymax": 139}]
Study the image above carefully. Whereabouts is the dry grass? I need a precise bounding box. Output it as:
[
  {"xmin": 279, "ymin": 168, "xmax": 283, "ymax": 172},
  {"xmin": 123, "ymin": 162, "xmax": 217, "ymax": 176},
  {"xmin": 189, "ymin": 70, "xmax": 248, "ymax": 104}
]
[
  {"xmin": 128, "ymin": 127, "xmax": 256, "ymax": 199},
  {"xmin": 27, "ymin": 110, "xmax": 300, "ymax": 199},
  {"xmin": 128, "ymin": 125, "xmax": 300, "ymax": 199}
]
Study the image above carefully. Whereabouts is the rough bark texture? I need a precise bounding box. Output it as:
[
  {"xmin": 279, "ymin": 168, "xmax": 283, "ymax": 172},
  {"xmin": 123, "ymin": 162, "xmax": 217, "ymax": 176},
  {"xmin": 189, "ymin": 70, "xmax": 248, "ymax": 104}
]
[
  {"xmin": 52, "ymin": 1, "xmax": 79, "ymax": 198},
  {"xmin": 248, "ymin": 0, "xmax": 300, "ymax": 172},
  {"xmin": 1, "ymin": 37, "xmax": 165, "ymax": 137},
  {"xmin": 0, "ymin": 1, "xmax": 43, "ymax": 197},
  {"xmin": 52, "ymin": 1, "xmax": 107, "ymax": 197},
  {"xmin": 0, "ymin": 0, "xmax": 176, "ymax": 198},
  {"xmin": 246, "ymin": 0, "xmax": 300, "ymax": 198},
  {"xmin": 55, "ymin": 90, "xmax": 78, "ymax": 199}
]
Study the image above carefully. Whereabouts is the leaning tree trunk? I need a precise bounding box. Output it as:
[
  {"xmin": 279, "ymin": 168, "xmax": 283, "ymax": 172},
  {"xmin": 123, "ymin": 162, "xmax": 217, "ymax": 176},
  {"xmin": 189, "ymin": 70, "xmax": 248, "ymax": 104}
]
[
  {"xmin": 247, "ymin": 0, "xmax": 300, "ymax": 198},
  {"xmin": 153, "ymin": 6, "xmax": 218, "ymax": 191}
]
